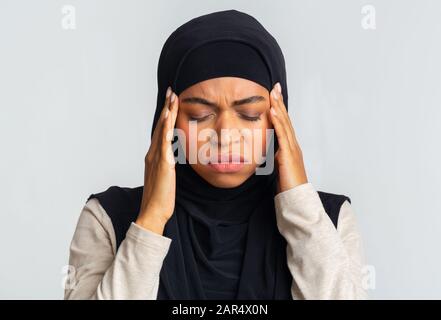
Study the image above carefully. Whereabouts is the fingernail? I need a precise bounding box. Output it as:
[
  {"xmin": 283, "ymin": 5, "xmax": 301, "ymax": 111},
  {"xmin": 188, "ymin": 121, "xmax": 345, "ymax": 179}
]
[
  {"xmin": 166, "ymin": 87, "xmax": 172, "ymax": 98},
  {"xmin": 276, "ymin": 83, "xmax": 282, "ymax": 94},
  {"xmin": 170, "ymin": 92, "xmax": 176, "ymax": 103},
  {"xmin": 270, "ymin": 107, "xmax": 277, "ymax": 115},
  {"xmin": 272, "ymin": 88, "xmax": 279, "ymax": 100}
]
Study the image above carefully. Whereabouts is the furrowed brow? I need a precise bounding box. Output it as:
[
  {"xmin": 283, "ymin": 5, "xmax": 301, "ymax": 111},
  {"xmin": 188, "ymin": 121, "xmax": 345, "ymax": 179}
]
[
  {"xmin": 232, "ymin": 95, "xmax": 265, "ymax": 106},
  {"xmin": 181, "ymin": 95, "xmax": 265, "ymax": 108}
]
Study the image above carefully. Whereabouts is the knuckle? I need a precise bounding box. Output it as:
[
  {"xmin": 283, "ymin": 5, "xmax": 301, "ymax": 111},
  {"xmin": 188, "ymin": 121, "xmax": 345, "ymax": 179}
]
[
  {"xmin": 145, "ymin": 152, "xmax": 154, "ymax": 164},
  {"xmin": 158, "ymin": 154, "xmax": 169, "ymax": 167}
]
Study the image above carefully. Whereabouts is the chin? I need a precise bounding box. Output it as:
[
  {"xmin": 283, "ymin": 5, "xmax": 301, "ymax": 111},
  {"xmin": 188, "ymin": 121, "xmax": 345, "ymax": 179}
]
[{"xmin": 197, "ymin": 164, "xmax": 256, "ymax": 188}]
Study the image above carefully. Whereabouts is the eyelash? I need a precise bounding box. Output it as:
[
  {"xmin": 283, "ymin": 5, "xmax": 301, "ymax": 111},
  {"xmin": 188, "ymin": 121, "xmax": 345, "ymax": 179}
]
[{"xmin": 190, "ymin": 114, "xmax": 261, "ymax": 122}]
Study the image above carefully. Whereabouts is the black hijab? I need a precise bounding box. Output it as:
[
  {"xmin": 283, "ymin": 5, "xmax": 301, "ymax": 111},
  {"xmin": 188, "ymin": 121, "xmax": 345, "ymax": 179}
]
[{"xmin": 153, "ymin": 9, "xmax": 293, "ymax": 299}]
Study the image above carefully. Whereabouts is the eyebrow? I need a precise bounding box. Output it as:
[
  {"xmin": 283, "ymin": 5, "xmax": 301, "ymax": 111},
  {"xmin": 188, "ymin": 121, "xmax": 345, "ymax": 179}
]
[{"xmin": 180, "ymin": 95, "xmax": 266, "ymax": 108}]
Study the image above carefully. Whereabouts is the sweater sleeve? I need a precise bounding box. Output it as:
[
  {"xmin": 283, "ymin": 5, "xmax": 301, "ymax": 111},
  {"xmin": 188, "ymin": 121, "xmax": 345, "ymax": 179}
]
[
  {"xmin": 274, "ymin": 182, "xmax": 368, "ymax": 300},
  {"xmin": 64, "ymin": 198, "xmax": 172, "ymax": 300}
]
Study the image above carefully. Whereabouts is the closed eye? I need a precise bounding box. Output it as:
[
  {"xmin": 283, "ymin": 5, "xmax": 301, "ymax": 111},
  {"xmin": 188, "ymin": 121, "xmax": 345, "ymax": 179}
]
[
  {"xmin": 239, "ymin": 114, "xmax": 261, "ymax": 121},
  {"xmin": 189, "ymin": 114, "xmax": 261, "ymax": 122},
  {"xmin": 189, "ymin": 114, "xmax": 213, "ymax": 122}
]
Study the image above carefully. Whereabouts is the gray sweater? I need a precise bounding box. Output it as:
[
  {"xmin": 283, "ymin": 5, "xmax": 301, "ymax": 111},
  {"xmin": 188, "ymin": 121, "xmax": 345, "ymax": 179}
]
[{"xmin": 64, "ymin": 182, "xmax": 368, "ymax": 299}]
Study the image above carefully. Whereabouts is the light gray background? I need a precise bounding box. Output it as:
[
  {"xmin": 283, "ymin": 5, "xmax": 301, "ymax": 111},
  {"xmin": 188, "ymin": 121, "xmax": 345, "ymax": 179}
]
[{"xmin": 1, "ymin": 0, "xmax": 440, "ymax": 299}]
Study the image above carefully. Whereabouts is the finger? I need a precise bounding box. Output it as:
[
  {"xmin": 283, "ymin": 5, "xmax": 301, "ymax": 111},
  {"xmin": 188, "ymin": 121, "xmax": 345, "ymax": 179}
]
[
  {"xmin": 278, "ymin": 91, "xmax": 298, "ymax": 144},
  {"xmin": 161, "ymin": 91, "xmax": 177, "ymax": 163},
  {"xmin": 272, "ymin": 84, "xmax": 301, "ymax": 150},
  {"xmin": 168, "ymin": 93, "xmax": 180, "ymax": 165},
  {"xmin": 270, "ymin": 85, "xmax": 294, "ymax": 148},
  {"xmin": 152, "ymin": 86, "xmax": 172, "ymax": 144},
  {"xmin": 169, "ymin": 91, "xmax": 179, "ymax": 129},
  {"xmin": 268, "ymin": 105, "xmax": 290, "ymax": 152},
  {"xmin": 162, "ymin": 91, "xmax": 176, "ymax": 145},
  {"xmin": 274, "ymin": 83, "xmax": 299, "ymax": 142}
]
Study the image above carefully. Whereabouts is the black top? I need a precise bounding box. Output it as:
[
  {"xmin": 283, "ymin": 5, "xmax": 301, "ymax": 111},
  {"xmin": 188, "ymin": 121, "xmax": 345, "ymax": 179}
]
[{"xmin": 87, "ymin": 178, "xmax": 350, "ymax": 299}]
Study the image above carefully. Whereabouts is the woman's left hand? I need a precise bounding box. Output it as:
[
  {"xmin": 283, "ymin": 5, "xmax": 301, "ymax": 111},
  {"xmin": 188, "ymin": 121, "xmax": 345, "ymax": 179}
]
[{"xmin": 268, "ymin": 82, "xmax": 308, "ymax": 194}]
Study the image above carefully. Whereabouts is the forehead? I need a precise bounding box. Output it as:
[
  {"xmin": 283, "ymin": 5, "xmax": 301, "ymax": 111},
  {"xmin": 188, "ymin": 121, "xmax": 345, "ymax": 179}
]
[{"xmin": 179, "ymin": 77, "xmax": 268, "ymax": 97}]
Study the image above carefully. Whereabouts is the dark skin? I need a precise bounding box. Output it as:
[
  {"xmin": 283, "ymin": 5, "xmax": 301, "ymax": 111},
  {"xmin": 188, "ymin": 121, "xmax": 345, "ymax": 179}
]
[
  {"xmin": 176, "ymin": 77, "xmax": 272, "ymax": 188},
  {"xmin": 136, "ymin": 77, "xmax": 308, "ymax": 235}
]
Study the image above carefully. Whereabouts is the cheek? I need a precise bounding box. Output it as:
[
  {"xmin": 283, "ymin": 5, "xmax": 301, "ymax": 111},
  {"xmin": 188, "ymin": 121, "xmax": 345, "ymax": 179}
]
[
  {"xmin": 251, "ymin": 127, "xmax": 269, "ymax": 157},
  {"xmin": 175, "ymin": 115, "xmax": 189, "ymax": 153},
  {"xmin": 175, "ymin": 115, "xmax": 204, "ymax": 157},
  {"xmin": 249, "ymin": 117, "xmax": 271, "ymax": 144},
  {"xmin": 241, "ymin": 121, "xmax": 271, "ymax": 164},
  {"xmin": 259, "ymin": 112, "xmax": 272, "ymax": 150}
]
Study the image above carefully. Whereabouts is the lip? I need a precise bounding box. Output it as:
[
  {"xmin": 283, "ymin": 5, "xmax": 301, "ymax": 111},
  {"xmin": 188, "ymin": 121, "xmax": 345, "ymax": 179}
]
[{"xmin": 208, "ymin": 154, "xmax": 245, "ymax": 173}]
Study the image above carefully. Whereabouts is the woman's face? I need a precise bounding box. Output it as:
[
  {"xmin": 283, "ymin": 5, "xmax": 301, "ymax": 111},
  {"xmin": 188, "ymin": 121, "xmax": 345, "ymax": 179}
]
[{"xmin": 175, "ymin": 77, "xmax": 273, "ymax": 188}]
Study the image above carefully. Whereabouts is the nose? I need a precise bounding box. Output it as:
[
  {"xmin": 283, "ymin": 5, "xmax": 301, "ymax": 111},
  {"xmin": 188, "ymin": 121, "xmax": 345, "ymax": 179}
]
[{"xmin": 210, "ymin": 111, "xmax": 242, "ymax": 149}]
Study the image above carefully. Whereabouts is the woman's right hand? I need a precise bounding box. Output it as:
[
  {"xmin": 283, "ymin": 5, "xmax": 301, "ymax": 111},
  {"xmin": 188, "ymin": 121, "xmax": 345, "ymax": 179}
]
[{"xmin": 135, "ymin": 87, "xmax": 179, "ymax": 235}]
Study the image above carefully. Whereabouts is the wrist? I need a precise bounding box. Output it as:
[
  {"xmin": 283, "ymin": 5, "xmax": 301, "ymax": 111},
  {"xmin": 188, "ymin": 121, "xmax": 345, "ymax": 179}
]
[{"xmin": 135, "ymin": 210, "xmax": 169, "ymax": 235}]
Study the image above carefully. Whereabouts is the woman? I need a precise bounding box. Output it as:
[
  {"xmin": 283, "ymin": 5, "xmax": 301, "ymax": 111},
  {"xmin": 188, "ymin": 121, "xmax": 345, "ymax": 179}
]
[{"xmin": 64, "ymin": 10, "xmax": 367, "ymax": 300}]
